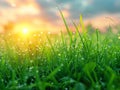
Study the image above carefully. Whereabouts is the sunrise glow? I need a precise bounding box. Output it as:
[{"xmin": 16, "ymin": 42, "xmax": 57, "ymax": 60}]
[
  {"xmin": 22, "ymin": 28, "xmax": 29, "ymax": 35},
  {"xmin": 11, "ymin": 21, "xmax": 35, "ymax": 37}
]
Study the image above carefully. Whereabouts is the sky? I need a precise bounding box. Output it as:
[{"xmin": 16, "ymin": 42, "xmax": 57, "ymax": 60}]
[
  {"xmin": 0, "ymin": 0, "xmax": 120, "ymax": 33},
  {"xmin": 38, "ymin": 0, "xmax": 120, "ymax": 18}
]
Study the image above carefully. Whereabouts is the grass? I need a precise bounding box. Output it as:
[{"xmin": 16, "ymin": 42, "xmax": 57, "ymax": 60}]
[{"xmin": 0, "ymin": 15, "xmax": 120, "ymax": 90}]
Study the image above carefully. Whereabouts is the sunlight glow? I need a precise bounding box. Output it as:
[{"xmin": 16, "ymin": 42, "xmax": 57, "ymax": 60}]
[
  {"xmin": 22, "ymin": 28, "xmax": 29, "ymax": 35},
  {"xmin": 13, "ymin": 22, "xmax": 34, "ymax": 37}
]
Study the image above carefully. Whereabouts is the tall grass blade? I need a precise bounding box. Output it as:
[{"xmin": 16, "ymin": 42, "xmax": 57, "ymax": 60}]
[
  {"xmin": 46, "ymin": 35, "xmax": 56, "ymax": 54},
  {"xmin": 96, "ymin": 29, "xmax": 99, "ymax": 62},
  {"xmin": 80, "ymin": 15, "xmax": 87, "ymax": 33},
  {"xmin": 73, "ymin": 21, "xmax": 86, "ymax": 50},
  {"xmin": 58, "ymin": 8, "xmax": 72, "ymax": 42}
]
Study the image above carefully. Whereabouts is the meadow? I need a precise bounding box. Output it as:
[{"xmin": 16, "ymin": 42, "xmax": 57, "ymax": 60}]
[{"xmin": 0, "ymin": 13, "xmax": 120, "ymax": 90}]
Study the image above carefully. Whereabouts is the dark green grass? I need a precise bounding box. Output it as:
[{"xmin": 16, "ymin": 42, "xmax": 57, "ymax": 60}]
[{"xmin": 0, "ymin": 16, "xmax": 120, "ymax": 90}]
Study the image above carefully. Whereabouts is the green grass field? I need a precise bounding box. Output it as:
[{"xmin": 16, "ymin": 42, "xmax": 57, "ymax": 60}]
[{"xmin": 0, "ymin": 14, "xmax": 120, "ymax": 90}]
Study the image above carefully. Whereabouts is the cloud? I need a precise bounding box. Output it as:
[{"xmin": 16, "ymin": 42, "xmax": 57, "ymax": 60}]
[
  {"xmin": 1, "ymin": 0, "xmax": 120, "ymax": 19},
  {"xmin": 0, "ymin": 0, "xmax": 120, "ymax": 33},
  {"xmin": 5, "ymin": 0, "xmax": 41, "ymax": 15},
  {"xmin": 0, "ymin": 0, "xmax": 60, "ymax": 33}
]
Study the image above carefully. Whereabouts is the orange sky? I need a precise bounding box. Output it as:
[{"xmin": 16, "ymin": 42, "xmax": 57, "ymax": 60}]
[
  {"xmin": 0, "ymin": 0, "xmax": 120, "ymax": 33},
  {"xmin": 0, "ymin": 0, "xmax": 60, "ymax": 33}
]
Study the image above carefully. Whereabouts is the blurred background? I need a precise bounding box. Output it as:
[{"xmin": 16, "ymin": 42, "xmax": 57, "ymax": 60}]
[{"xmin": 0, "ymin": 0, "xmax": 120, "ymax": 33}]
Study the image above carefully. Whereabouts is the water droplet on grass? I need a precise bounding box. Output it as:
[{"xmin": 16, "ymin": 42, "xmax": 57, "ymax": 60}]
[
  {"xmin": 118, "ymin": 36, "xmax": 120, "ymax": 39},
  {"xmin": 36, "ymin": 70, "xmax": 39, "ymax": 73},
  {"xmin": 33, "ymin": 34, "xmax": 37, "ymax": 37},
  {"xmin": 81, "ymin": 58, "xmax": 84, "ymax": 60},
  {"xmin": 30, "ymin": 60, "xmax": 33, "ymax": 63},
  {"xmin": 29, "ymin": 66, "xmax": 33, "ymax": 71},
  {"xmin": 41, "ymin": 32, "xmax": 43, "ymax": 34},
  {"xmin": 61, "ymin": 63, "xmax": 64, "ymax": 67},
  {"xmin": 1, "ymin": 79, "xmax": 4, "ymax": 82},
  {"xmin": 32, "ymin": 53, "xmax": 34, "ymax": 56},
  {"xmin": 65, "ymin": 88, "xmax": 68, "ymax": 90},
  {"xmin": 58, "ymin": 68, "xmax": 62, "ymax": 72},
  {"xmin": 29, "ymin": 41, "xmax": 32, "ymax": 44},
  {"xmin": 48, "ymin": 32, "xmax": 51, "ymax": 35},
  {"xmin": 58, "ymin": 53, "xmax": 61, "ymax": 56}
]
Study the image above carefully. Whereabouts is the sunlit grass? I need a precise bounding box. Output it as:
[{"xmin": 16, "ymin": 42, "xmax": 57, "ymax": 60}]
[{"xmin": 0, "ymin": 15, "xmax": 120, "ymax": 90}]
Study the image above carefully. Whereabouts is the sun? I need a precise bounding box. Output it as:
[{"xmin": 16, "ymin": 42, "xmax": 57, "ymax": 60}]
[
  {"xmin": 20, "ymin": 27, "xmax": 30, "ymax": 37},
  {"xmin": 22, "ymin": 28, "xmax": 29, "ymax": 35},
  {"xmin": 13, "ymin": 22, "xmax": 33, "ymax": 37}
]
